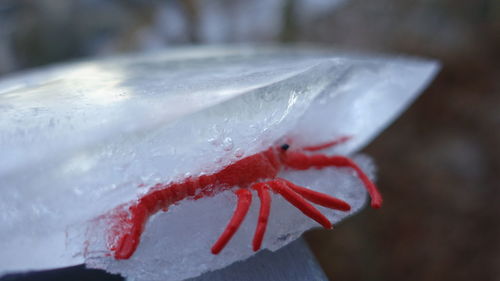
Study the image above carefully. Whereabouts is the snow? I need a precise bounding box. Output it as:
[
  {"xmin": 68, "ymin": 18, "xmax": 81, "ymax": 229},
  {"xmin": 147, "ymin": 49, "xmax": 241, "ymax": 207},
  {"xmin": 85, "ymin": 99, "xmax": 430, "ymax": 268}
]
[{"xmin": 0, "ymin": 46, "xmax": 439, "ymax": 279}]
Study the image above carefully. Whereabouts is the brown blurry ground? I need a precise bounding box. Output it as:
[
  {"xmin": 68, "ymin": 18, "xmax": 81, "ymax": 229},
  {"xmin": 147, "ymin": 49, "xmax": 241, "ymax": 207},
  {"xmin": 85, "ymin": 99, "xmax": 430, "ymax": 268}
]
[
  {"xmin": 1, "ymin": 0, "xmax": 499, "ymax": 280},
  {"xmin": 303, "ymin": 1, "xmax": 500, "ymax": 280}
]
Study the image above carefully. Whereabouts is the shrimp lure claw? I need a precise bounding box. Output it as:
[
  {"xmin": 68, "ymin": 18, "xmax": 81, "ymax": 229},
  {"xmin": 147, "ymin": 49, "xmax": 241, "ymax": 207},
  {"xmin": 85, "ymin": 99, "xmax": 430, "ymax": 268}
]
[{"xmin": 109, "ymin": 137, "xmax": 382, "ymax": 259}]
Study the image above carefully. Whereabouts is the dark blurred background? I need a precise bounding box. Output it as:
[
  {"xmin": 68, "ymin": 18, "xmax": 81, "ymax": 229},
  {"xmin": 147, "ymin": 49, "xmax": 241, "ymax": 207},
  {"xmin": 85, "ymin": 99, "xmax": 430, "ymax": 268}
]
[{"xmin": 0, "ymin": 0, "xmax": 498, "ymax": 280}]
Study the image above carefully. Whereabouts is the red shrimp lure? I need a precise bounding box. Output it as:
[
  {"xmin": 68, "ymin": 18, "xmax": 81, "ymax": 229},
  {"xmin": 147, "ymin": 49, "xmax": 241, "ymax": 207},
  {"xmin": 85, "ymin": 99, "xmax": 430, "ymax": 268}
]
[{"xmin": 109, "ymin": 136, "xmax": 382, "ymax": 259}]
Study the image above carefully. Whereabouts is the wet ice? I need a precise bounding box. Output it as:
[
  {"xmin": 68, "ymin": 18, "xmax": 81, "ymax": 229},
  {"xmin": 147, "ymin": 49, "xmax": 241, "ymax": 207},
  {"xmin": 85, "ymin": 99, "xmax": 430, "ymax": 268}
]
[{"xmin": 0, "ymin": 46, "xmax": 439, "ymax": 280}]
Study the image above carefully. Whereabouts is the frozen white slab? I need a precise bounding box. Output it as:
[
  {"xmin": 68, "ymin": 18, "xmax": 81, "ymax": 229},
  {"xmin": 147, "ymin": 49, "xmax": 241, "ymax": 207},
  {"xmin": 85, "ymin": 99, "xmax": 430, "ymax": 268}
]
[{"xmin": 0, "ymin": 46, "xmax": 439, "ymax": 280}]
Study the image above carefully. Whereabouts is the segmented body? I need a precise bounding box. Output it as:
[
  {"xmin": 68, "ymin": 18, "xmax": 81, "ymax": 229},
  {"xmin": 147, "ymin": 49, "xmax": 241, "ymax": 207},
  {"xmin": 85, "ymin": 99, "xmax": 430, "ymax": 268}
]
[{"xmin": 109, "ymin": 137, "xmax": 382, "ymax": 259}]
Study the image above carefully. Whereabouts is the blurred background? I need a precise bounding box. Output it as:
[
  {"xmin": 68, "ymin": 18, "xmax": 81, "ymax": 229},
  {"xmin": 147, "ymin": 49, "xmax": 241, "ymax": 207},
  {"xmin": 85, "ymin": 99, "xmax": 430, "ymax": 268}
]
[{"xmin": 0, "ymin": 0, "xmax": 498, "ymax": 280}]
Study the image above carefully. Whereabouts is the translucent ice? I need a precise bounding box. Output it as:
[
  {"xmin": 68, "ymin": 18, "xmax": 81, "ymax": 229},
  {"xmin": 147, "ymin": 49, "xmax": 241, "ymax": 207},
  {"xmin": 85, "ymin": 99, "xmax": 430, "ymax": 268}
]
[{"xmin": 0, "ymin": 46, "xmax": 439, "ymax": 279}]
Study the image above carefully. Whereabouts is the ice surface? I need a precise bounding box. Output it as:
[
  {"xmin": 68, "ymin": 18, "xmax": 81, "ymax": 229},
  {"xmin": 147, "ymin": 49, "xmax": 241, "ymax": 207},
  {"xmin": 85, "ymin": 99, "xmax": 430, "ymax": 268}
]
[
  {"xmin": 0, "ymin": 46, "xmax": 439, "ymax": 279},
  {"xmin": 287, "ymin": 52, "xmax": 440, "ymax": 154}
]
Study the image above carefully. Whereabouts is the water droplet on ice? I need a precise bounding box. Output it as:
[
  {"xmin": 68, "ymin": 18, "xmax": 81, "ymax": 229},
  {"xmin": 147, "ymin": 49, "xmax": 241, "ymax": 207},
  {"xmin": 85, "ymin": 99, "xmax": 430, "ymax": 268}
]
[
  {"xmin": 222, "ymin": 137, "xmax": 233, "ymax": 151},
  {"xmin": 208, "ymin": 137, "xmax": 221, "ymax": 146},
  {"xmin": 234, "ymin": 149, "xmax": 244, "ymax": 158}
]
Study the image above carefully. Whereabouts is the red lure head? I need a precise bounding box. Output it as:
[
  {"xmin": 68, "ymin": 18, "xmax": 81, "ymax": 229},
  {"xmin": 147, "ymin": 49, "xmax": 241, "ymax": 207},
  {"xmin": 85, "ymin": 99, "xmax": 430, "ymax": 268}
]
[
  {"xmin": 274, "ymin": 136, "xmax": 353, "ymax": 169},
  {"xmin": 275, "ymin": 142, "xmax": 291, "ymax": 164}
]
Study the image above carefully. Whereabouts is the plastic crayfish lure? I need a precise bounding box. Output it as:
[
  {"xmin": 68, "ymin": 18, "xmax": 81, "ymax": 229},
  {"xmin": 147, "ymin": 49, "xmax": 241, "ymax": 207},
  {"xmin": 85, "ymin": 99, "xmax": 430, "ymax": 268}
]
[{"xmin": 109, "ymin": 136, "xmax": 382, "ymax": 259}]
